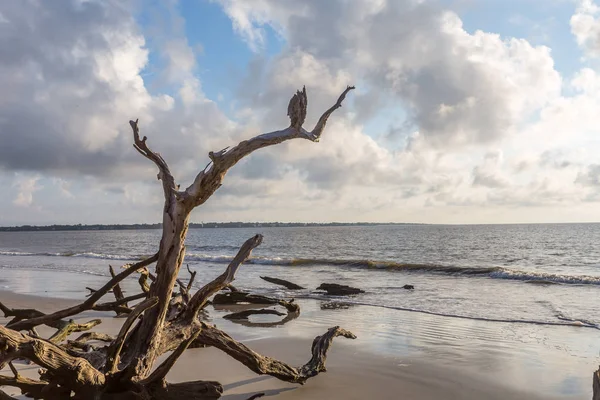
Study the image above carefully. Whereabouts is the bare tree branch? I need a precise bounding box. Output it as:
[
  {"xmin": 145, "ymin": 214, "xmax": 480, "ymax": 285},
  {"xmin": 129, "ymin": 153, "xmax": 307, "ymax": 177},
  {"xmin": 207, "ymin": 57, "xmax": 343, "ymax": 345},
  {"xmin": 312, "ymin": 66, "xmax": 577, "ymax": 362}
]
[
  {"xmin": 71, "ymin": 332, "xmax": 115, "ymax": 344},
  {"xmin": 310, "ymin": 85, "xmax": 355, "ymax": 140},
  {"xmin": 141, "ymin": 329, "xmax": 201, "ymax": 386},
  {"xmin": 91, "ymin": 292, "xmax": 147, "ymax": 314},
  {"xmin": 184, "ymin": 86, "xmax": 354, "ymax": 206},
  {"xmin": 213, "ymin": 291, "xmax": 299, "ymax": 313},
  {"xmin": 49, "ymin": 319, "xmax": 102, "ymax": 344},
  {"xmin": 185, "ymin": 235, "xmax": 263, "ymax": 320},
  {"xmin": 129, "ymin": 119, "xmax": 179, "ymax": 203},
  {"xmin": 139, "ymin": 270, "xmax": 151, "ymax": 294},
  {"xmin": 260, "ymin": 276, "xmax": 304, "ymax": 290},
  {"xmin": 196, "ymin": 324, "xmax": 356, "ymax": 384},
  {"xmin": 106, "ymin": 297, "xmax": 158, "ymax": 374},
  {"xmin": 109, "ymin": 265, "xmax": 128, "ymax": 314},
  {"xmin": 176, "ymin": 264, "xmax": 197, "ymax": 304},
  {"xmin": 7, "ymin": 254, "xmax": 158, "ymax": 331}
]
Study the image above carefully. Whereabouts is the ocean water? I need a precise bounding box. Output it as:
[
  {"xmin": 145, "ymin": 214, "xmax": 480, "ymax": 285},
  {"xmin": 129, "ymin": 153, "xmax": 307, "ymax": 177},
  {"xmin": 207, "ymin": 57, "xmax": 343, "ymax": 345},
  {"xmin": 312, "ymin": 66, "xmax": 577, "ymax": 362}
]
[
  {"xmin": 1, "ymin": 224, "xmax": 600, "ymax": 397},
  {"xmin": 1, "ymin": 224, "xmax": 600, "ymax": 328}
]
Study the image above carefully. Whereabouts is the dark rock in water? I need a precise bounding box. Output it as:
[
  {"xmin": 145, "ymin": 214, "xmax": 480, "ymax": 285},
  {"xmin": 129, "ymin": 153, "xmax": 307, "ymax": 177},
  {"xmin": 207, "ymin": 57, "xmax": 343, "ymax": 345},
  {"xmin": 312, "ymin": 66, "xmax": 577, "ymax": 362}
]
[
  {"xmin": 402, "ymin": 284, "xmax": 414, "ymax": 290},
  {"xmin": 320, "ymin": 301, "xmax": 354, "ymax": 310},
  {"xmin": 316, "ymin": 283, "xmax": 364, "ymax": 296}
]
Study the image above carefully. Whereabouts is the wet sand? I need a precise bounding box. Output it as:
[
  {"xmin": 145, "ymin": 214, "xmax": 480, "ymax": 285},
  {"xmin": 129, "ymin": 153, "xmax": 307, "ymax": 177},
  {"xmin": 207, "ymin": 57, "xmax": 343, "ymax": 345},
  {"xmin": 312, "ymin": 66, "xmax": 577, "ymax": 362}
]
[{"xmin": 0, "ymin": 290, "xmax": 591, "ymax": 399}]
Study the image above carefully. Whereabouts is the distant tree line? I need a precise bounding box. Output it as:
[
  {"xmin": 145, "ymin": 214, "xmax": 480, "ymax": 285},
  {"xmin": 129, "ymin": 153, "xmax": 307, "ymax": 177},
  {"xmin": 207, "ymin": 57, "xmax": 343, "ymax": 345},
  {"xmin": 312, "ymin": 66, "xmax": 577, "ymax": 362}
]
[{"xmin": 0, "ymin": 222, "xmax": 422, "ymax": 232}]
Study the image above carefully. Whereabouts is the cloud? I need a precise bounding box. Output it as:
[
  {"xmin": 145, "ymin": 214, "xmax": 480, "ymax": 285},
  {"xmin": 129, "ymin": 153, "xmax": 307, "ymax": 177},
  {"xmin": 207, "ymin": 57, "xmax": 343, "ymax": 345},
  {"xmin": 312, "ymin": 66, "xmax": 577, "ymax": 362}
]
[
  {"xmin": 2, "ymin": 0, "xmax": 600, "ymax": 224},
  {"xmin": 52, "ymin": 178, "xmax": 74, "ymax": 199},
  {"xmin": 13, "ymin": 174, "xmax": 41, "ymax": 207},
  {"xmin": 472, "ymin": 151, "xmax": 510, "ymax": 188},
  {"xmin": 220, "ymin": 0, "xmax": 561, "ymax": 148},
  {"xmin": 571, "ymin": 0, "xmax": 600, "ymax": 58},
  {"xmin": 0, "ymin": 0, "xmax": 236, "ymax": 183},
  {"xmin": 576, "ymin": 164, "xmax": 600, "ymax": 186}
]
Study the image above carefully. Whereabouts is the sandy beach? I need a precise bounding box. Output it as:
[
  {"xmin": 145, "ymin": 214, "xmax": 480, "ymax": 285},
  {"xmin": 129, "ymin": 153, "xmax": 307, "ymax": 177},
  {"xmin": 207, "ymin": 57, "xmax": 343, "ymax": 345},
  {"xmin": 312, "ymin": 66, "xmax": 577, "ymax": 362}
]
[{"xmin": 0, "ymin": 289, "xmax": 589, "ymax": 399}]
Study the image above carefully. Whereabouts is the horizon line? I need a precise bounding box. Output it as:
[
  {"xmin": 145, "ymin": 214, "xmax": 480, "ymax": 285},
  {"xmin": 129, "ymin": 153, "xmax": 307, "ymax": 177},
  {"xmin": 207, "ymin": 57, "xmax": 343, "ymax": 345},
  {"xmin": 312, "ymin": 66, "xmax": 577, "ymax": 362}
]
[{"xmin": 2, "ymin": 221, "xmax": 600, "ymax": 231}]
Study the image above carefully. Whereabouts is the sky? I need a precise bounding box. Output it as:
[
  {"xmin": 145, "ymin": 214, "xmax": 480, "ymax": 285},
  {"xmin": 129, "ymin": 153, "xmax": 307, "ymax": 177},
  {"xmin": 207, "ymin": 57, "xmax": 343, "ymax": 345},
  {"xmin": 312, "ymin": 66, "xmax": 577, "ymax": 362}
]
[{"xmin": 1, "ymin": 0, "xmax": 600, "ymax": 225}]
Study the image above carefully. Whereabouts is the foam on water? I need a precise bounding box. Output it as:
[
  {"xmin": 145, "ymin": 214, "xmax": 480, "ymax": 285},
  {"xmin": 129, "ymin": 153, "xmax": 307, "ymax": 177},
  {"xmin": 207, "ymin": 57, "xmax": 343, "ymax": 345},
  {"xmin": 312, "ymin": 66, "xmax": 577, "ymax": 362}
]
[{"xmin": 2, "ymin": 250, "xmax": 600, "ymax": 285}]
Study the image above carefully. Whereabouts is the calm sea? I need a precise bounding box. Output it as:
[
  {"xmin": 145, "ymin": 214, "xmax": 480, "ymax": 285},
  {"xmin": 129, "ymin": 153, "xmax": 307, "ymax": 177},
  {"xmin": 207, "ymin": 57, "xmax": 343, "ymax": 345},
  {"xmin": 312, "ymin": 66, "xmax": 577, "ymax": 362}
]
[{"xmin": 1, "ymin": 223, "xmax": 600, "ymax": 328}]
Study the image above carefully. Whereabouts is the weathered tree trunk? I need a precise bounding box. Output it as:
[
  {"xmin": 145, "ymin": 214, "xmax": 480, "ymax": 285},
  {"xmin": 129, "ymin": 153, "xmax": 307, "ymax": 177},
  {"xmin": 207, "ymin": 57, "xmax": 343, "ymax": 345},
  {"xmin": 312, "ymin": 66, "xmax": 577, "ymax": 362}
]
[
  {"xmin": 127, "ymin": 201, "xmax": 192, "ymax": 378},
  {"xmin": 0, "ymin": 85, "xmax": 355, "ymax": 399}
]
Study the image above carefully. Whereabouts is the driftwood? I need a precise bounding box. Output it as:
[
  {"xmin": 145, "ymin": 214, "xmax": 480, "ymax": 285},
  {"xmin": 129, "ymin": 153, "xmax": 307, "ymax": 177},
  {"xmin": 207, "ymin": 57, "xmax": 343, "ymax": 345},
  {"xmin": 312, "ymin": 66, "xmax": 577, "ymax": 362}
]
[
  {"xmin": 213, "ymin": 291, "xmax": 300, "ymax": 314},
  {"xmin": 49, "ymin": 318, "xmax": 102, "ymax": 343},
  {"xmin": 0, "ymin": 302, "xmax": 103, "ymax": 341},
  {"xmin": 177, "ymin": 265, "xmax": 197, "ymax": 304},
  {"xmin": 223, "ymin": 308, "xmax": 300, "ymax": 328},
  {"xmin": 0, "ymin": 86, "xmax": 356, "ymax": 399},
  {"xmin": 260, "ymin": 276, "xmax": 304, "ymax": 290},
  {"xmin": 594, "ymin": 367, "xmax": 600, "ymax": 400},
  {"xmin": 321, "ymin": 302, "xmax": 355, "ymax": 310},
  {"xmin": 316, "ymin": 283, "xmax": 365, "ymax": 296},
  {"xmin": 223, "ymin": 309, "xmax": 285, "ymax": 320}
]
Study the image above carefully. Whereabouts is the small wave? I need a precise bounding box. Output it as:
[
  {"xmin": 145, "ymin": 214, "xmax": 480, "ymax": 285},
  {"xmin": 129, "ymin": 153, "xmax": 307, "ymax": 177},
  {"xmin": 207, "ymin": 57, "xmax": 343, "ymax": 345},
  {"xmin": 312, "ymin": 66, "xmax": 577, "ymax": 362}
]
[
  {"xmin": 357, "ymin": 302, "xmax": 600, "ymax": 330},
  {"xmin": 187, "ymin": 244, "xmax": 243, "ymax": 252},
  {"xmin": 540, "ymin": 301, "xmax": 600, "ymax": 329},
  {"xmin": 489, "ymin": 270, "xmax": 600, "ymax": 285},
  {"xmin": 291, "ymin": 294, "xmax": 600, "ymax": 330},
  {"xmin": 3, "ymin": 251, "xmax": 600, "ymax": 286},
  {"xmin": 185, "ymin": 254, "xmax": 600, "ymax": 286},
  {"xmin": 0, "ymin": 250, "xmax": 139, "ymax": 261},
  {"xmin": 71, "ymin": 252, "xmax": 133, "ymax": 261}
]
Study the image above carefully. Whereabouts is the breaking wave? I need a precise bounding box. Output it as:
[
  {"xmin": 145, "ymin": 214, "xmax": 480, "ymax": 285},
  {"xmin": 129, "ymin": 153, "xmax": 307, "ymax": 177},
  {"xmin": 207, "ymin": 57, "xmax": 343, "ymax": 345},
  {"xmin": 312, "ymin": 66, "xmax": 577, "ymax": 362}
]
[
  {"xmin": 2, "ymin": 251, "xmax": 600, "ymax": 285},
  {"xmin": 185, "ymin": 254, "xmax": 600, "ymax": 285},
  {"xmin": 0, "ymin": 250, "xmax": 144, "ymax": 261}
]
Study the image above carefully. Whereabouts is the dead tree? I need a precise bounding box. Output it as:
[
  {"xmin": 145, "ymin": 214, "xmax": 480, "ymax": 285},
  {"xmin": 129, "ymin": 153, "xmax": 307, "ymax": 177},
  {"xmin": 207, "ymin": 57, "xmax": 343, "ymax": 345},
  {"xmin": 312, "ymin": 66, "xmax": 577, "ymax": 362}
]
[{"xmin": 0, "ymin": 86, "xmax": 356, "ymax": 399}]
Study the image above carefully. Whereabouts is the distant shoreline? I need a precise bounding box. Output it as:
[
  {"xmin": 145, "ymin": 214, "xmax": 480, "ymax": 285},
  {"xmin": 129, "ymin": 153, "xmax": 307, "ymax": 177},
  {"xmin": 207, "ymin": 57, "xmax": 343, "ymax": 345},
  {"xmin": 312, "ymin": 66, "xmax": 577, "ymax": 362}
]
[{"xmin": 0, "ymin": 222, "xmax": 424, "ymax": 232}]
